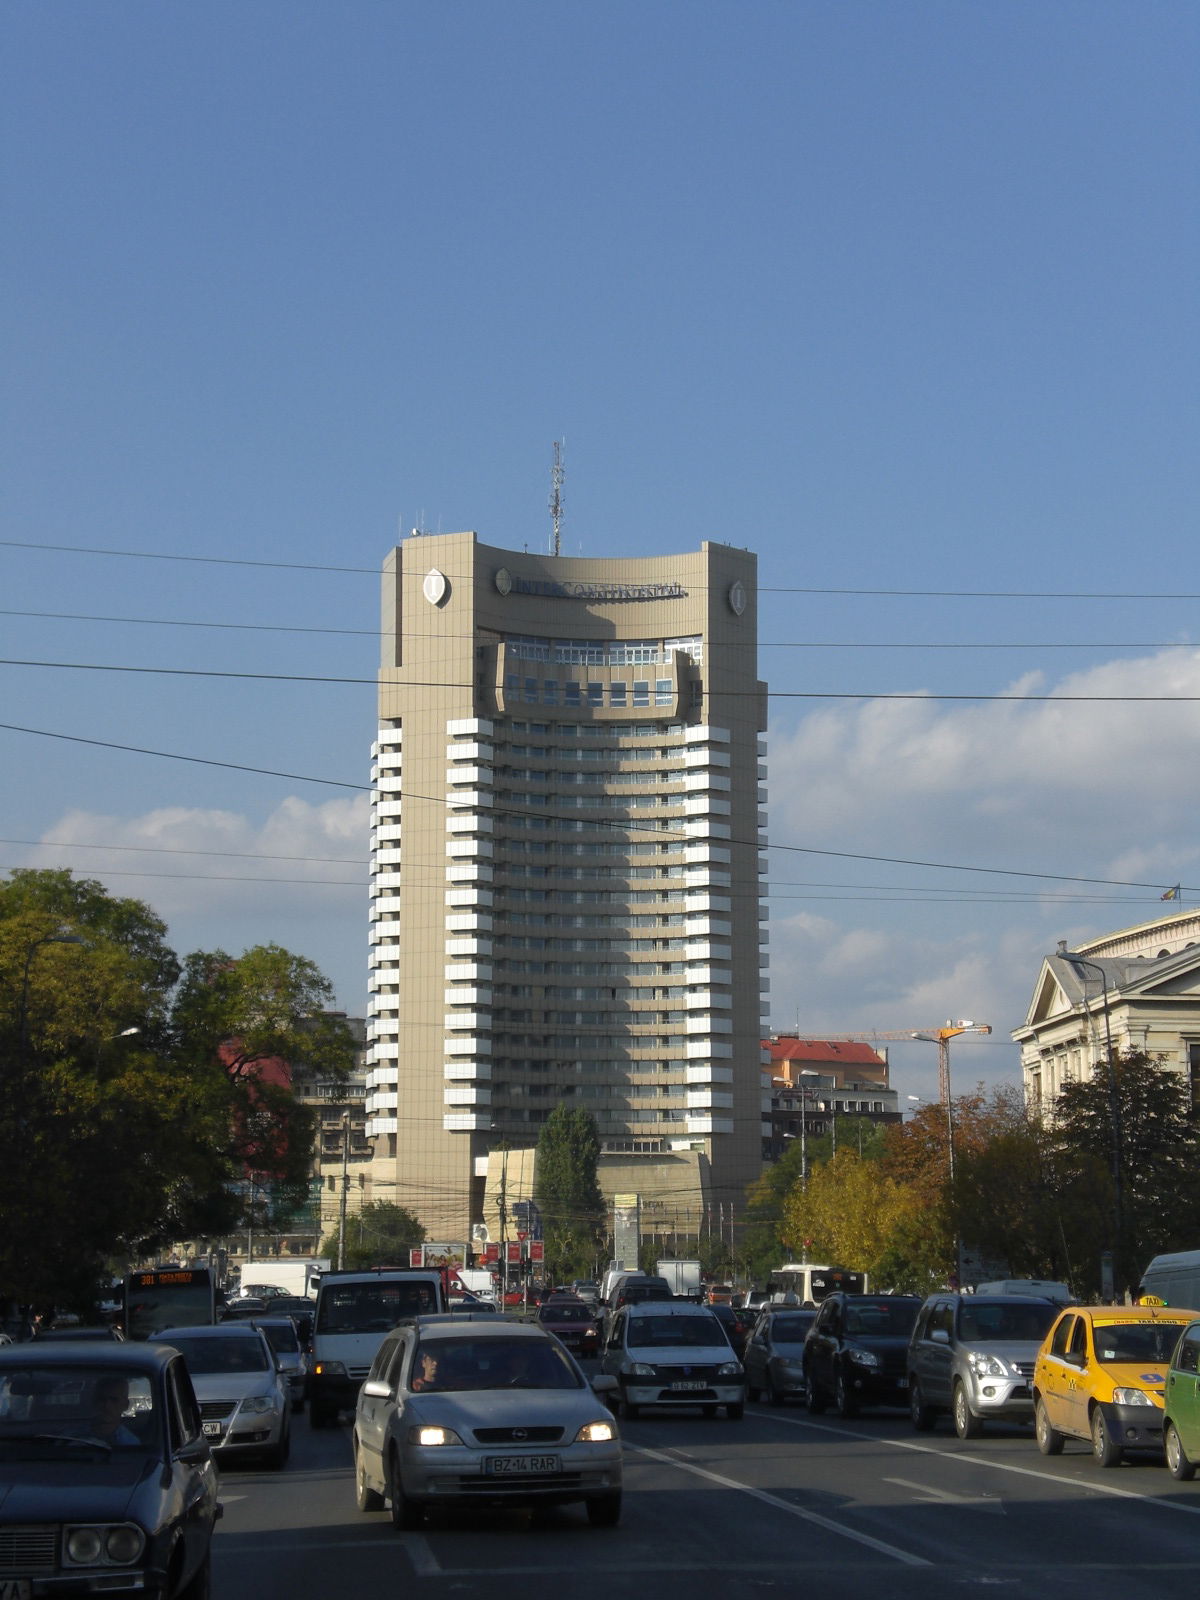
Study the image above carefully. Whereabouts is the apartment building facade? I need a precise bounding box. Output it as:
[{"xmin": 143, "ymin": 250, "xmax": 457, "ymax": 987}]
[{"xmin": 364, "ymin": 532, "xmax": 768, "ymax": 1240}]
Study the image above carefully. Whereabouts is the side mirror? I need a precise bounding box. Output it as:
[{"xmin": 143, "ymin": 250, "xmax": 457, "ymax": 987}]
[
  {"xmin": 590, "ymin": 1374, "xmax": 618, "ymax": 1394},
  {"xmin": 930, "ymin": 1327, "xmax": 950, "ymax": 1345},
  {"xmin": 360, "ymin": 1379, "xmax": 392, "ymax": 1400}
]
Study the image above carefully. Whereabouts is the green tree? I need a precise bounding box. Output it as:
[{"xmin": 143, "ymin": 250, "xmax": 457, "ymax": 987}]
[
  {"xmin": 1, "ymin": 869, "xmax": 356, "ymax": 1315},
  {"xmin": 321, "ymin": 1200, "xmax": 425, "ymax": 1270},
  {"xmin": 534, "ymin": 1108, "xmax": 606, "ymax": 1281},
  {"xmin": 1050, "ymin": 1049, "xmax": 1200, "ymax": 1297}
]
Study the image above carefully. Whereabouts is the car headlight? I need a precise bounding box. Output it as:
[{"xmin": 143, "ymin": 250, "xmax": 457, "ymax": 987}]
[
  {"xmin": 717, "ymin": 1362, "xmax": 743, "ymax": 1378},
  {"xmin": 239, "ymin": 1395, "xmax": 276, "ymax": 1414},
  {"xmin": 411, "ymin": 1425, "xmax": 465, "ymax": 1446},
  {"xmin": 575, "ymin": 1420, "xmax": 617, "ymax": 1442},
  {"xmin": 314, "ymin": 1359, "xmax": 347, "ymax": 1378},
  {"xmin": 846, "ymin": 1347, "xmax": 880, "ymax": 1368},
  {"xmin": 627, "ymin": 1363, "xmax": 657, "ymax": 1377},
  {"xmin": 1111, "ymin": 1387, "xmax": 1159, "ymax": 1407},
  {"xmin": 64, "ymin": 1525, "xmax": 145, "ymax": 1567},
  {"xmin": 967, "ymin": 1352, "xmax": 1008, "ymax": 1378}
]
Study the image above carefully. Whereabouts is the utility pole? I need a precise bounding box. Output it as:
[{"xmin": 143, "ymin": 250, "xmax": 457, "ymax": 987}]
[{"xmin": 337, "ymin": 1112, "xmax": 350, "ymax": 1270}]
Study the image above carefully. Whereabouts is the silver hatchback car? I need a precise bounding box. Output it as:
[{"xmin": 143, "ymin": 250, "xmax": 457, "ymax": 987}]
[{"xmin": 353, "ymin": 1316, "xmax": 622, "ymax": 1527}]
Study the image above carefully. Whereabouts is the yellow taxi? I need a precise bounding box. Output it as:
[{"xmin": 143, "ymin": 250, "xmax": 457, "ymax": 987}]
[{"xmin": 1032, "ymin": 1304, "xmax": 1198, "ymax": 1467}]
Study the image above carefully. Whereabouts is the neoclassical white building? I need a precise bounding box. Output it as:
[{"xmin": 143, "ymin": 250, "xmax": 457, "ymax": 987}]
[{"xmin": 1013, "ymin": 909, "xmax": 1200, "ymax": 1111}]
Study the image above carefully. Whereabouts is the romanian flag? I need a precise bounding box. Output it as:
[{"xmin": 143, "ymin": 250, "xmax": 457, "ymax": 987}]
[{"xmin": 1162, "ymin": 885, "xmax": 1181, "ymax": 901}]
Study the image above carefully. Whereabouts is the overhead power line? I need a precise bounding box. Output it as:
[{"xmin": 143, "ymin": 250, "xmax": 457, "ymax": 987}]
[
  {"xmin": 2, "ymin": 606, "xmax": 1196, "ymax": 653},
  {"xmin": 5, "ymin": 540, "xmax": 1200, "ymax": 601},
  {"xmin": 1, "ymin": 720, "xmax": 1194, "ymax": 897},
  {"xmin": 5, "ymin": 657, "xmax": 1200, "ymax": 703}
]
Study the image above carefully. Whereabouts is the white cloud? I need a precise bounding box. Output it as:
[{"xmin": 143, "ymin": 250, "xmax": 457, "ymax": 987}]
[
  {"xmin": 20, "ymin": 796, "xmax": 370, "ymax": 1011},
  {"xmin": 762, "ymin": 650, "xmax": 1200, "ymax": 1094}
]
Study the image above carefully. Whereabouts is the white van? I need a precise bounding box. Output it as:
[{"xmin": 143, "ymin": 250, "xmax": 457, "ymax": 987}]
[
  {"xmin": 309, "ymin": 1268, "xmax": 445, "ymax": 1426},
  {"xmin": 974, "ymin": 1279, "xmax": 1073, "ymax": 1305},
  {"xmin": 1138, "ymin": 1251, "xmax": 1200, "ymax": 1310}
]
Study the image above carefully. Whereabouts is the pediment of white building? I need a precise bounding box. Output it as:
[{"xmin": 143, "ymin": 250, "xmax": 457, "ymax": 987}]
[{"xmin": 1020, "ymin": 962, "xmax": 1073, "ymax": 1030}]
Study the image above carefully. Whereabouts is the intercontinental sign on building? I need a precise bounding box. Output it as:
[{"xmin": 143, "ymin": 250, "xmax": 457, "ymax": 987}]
[{"xmin": 363, "ymin": 532, "xmax": 768, "ymax": 1241}]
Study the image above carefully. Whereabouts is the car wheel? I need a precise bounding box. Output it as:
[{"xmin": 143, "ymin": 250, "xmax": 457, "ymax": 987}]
[
  {"xmin": 1165, "ymin": 1422, "xmax": 1196, "ymax": 1481},
  {"xmin": 953, "ymin": 1382, "xmax": 982, "ymax": 1439},
  {"xmin": 586, "ymin": 1491, "xmax": 622, "ymax": 1527},
  {"xmin": 835, "ymin": 1371, "xmax": 858, "ymax": 1419},
  {"xmin": 355, "ymin": 1443, "xmax": 385, "ymax": 1511},
  {"xmin": 745, "ymin": 1380, "xmax": 760, "ymax": 1402},
  {"xmin": 387, "ymin": 1450, "xmax": 423, "ymax": 1530},
  {"xmin": 1091, "ymin": 1407, "xmax": 1123, "ymax": 1468},
  {"xmin": 805, "ymin": 1370, "xmax": 827, "ymax": 1414},
  {"xmin": 1035, "ymin": 1397, "xmax": 1064, "ymax": 1455},
  {"xmin": 769, "ymin": 1377, "xmax": 786, "ymax": 1407},
  {"xmin": 175, "ymin": 1550, "xmax": 211, "ymax": 1600},
  {"xmin": 621, "ymin": 1389, "xmax": 639, "ymax": 1421},
  {"xmin": 726, "ymin": 1401, "xmax": 744, "ymax": 1420},
  {"xmin": 909, "ymin": 1378, "xmax": 934, "ymax": 1432}
]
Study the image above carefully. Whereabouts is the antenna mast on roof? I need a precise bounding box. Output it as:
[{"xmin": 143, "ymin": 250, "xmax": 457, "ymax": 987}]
[{"xmin": 549, "ymin": 439, "xmax": 565, "ymax": 556}]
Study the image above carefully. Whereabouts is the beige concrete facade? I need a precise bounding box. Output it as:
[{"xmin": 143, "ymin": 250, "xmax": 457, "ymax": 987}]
[
  {"xmin": 365, "ymin": 533, "xmax": 768, "ymax": 1241},
  {"xmin": 1013, "ymin": 910, "xmax": 1200, "ymax": 1110}
]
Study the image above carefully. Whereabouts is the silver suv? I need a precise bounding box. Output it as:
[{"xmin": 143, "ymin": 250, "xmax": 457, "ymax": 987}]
[{"xmin": 907, "ymin": 1293, "xmax": 1059, "ymax": 1438}]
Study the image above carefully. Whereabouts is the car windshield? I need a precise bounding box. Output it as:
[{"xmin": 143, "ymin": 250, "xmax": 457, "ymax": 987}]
[
  {"xmin": 844, "ymin": 1302, "xmax": 920, "ymax": 1337},
  {"xmin": 1093, "ymin": 1321, "xmax": 1188, "ymax": 1364},
  {"xmin": 409, "ymin": 1337, "xmax": 580, "ymax": 1391},
  {"xmin": 166, "ymin": 1335, "xmax": 269, "ymax": 1373},
  {"xmin": 0, "ymin": 1364, "xmax": 160, "ymax": 1457},
  {"xmin": 257, "ymin": 1323, "xmax": 300, "ymax": 1354},
  {"xmin": 627, "ymin": 1315, "xmax": 725, "ymax": 1349},
  {"xmin": 317, "ymin": 1281, "xmax": 439, "ymax": 1332},
  {"xmin": 769, "ymin": 1315, "xmax": 814, "ymax": 1344},
  {"xmin": 539, "ymin": 1304, "xmax": 593, "ymax": 1323},
  {"xmin": 957, "ymin": 1302, "xmax": 1057, "ymax": 1342}
]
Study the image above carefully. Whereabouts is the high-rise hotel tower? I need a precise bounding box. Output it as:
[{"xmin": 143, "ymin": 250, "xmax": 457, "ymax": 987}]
[{"xmin": 365, "ymin": 532, "xmax": 768, "ymax": 1238}]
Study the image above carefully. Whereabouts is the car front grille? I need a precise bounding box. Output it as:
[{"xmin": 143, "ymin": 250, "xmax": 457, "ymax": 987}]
[
  {"xmin": 652, "ymin": 1364, "xmax": 721, "ymax": 1382},
  {"xmin": 472, "ymin": 1426, "xmax": 565, "ymax": 1444},
  {"xmin": 199, "ymin": 1400, "xmax": 237, "ymax": 1422},
  {"xmin": 1011, "ymin": 1361, "xmax": 1035, "ymax": 1380},
  {"xmin": 0, "ymin": 1526, "xmax": 58, "ymax": 1572}
]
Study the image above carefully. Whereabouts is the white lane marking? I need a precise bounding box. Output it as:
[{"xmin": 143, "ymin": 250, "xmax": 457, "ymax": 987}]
[
  {"xmin": 883, "ymin": 1476, "xmax": 1006, "ymax": 1513},
  {"xmin": 627, "ymin": 1442, "xmax": 930, "ymax": 1566},
  {"xmin": 403, "ymin": 1533, "xmax": 441, "ymax": 1575},
  {"xmin": 751, "ymin": 1409, "xmax": 1200, "ymax": 1520}
]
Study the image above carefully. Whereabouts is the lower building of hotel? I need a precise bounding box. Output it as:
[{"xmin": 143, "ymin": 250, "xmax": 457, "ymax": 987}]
[{"xmin": 363, "ymin": 532, "xmax": 768, "ymax": 1243}]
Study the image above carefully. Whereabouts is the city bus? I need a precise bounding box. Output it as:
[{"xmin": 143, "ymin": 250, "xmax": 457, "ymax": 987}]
[
  {"xmin": 123, "ymin": 1266, "xmax": 217, "ymax": 1340},
  {"xmin": 766, "ymin": 1264, "xmax": 868, "ymax": 1306}
]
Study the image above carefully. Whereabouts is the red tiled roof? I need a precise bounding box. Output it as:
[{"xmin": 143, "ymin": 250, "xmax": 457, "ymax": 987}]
[{"xmin": 762, "ymin": 1037, "xmax": 886, "ymax": 1068}]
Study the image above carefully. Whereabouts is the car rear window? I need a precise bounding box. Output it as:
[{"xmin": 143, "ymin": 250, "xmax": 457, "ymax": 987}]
[
  {"xmin": 957, "ymin": 1302, "xmax": 1057, "ymax": 1342},
  {"xmin": 410, "ymin": 1337, "xmax": 580, "ymax": 1391},
  {"xmin": 627, "ymin": 1315, "xmax": 725, "ymax": 1349},
  {"xmin": 844, "ymin": 1301, "xmax": 921, "ymax": 1336},
  {"xmin": 1093, "ymin": 1320, "xmax": 1190, "ymax": 1363},
  {"xmin": 166, "ymin": 1335, "xmax": 269, "ymax": 1374}
]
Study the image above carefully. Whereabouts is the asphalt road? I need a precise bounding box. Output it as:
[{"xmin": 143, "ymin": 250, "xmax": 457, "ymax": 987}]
[{"xmin": 211, "ymin": 1390, "xmax": 1200, "ymax": 1600}]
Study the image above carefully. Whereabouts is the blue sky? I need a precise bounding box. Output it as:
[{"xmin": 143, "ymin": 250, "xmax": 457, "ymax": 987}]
[{"xmin": 3, "ymin": 2, "xmax": 1197, "ymax": 1103}]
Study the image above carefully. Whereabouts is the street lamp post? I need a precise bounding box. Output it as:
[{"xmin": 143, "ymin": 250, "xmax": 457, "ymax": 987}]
[{"xmin": 1057, "ymin": 945, "xmax": 1122, "ymax": 1287}]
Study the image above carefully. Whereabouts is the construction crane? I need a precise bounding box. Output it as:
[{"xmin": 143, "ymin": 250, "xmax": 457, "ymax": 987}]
[{"xmin": 777, "ymin": 1021, "xmax": 993, "ymax": 1105}]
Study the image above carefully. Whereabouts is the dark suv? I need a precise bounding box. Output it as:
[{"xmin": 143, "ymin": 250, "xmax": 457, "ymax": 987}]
[{"xmin": 803, "ymin": 1294, "xmax": 922, "ymax": 1416}]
